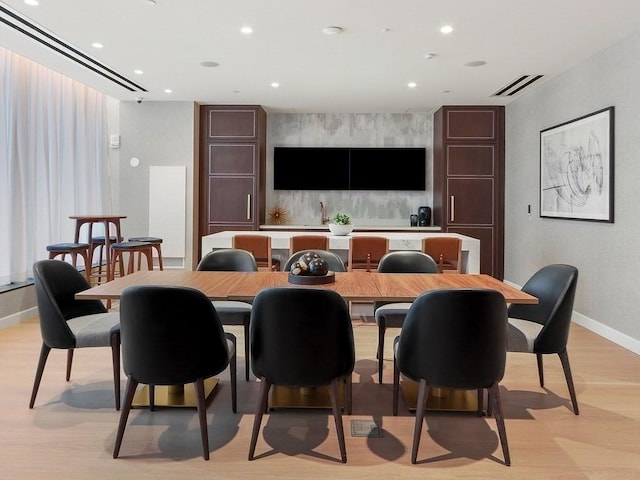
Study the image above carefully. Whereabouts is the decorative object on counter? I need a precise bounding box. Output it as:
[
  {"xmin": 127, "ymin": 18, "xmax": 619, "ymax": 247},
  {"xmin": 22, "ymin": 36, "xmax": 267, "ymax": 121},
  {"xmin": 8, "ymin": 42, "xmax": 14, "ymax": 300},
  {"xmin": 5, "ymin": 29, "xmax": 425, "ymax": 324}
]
[
  {"xmin": 329, "ymin": 212, "xmax": 353, "ymax": 236},
  {"xmin": 288, "ymin": 251, "xmax": 336, "ymax": 284},
  {"xmin": 418, "ymin": 206, "xmax": 431, "ymax": 226},
  {"xmin": 410, "ymin": 214, "xmax": 418, "ymax": 226},
  {"xmin": 267, "ymin": 205, "xmax": 288, "ymax": 225}
]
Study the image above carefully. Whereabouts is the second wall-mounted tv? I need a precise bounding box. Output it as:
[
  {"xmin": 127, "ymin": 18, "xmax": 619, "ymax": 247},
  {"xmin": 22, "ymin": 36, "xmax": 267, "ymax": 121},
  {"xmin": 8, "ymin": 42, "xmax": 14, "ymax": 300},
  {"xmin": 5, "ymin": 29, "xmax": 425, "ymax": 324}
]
[{"xmin": 273, "ymin": 146, "xmax": 426, "ymax": 191}]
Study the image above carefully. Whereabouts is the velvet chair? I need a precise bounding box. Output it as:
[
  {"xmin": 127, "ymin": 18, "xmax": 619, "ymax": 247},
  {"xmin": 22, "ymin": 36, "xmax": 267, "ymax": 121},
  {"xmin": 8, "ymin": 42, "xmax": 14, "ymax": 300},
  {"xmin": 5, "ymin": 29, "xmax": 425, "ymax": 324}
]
[
  {"xmin": 248, "ymin": 287, "xmax": 355, "ymax": 463},
  {"xmin": 113, "ymin": 285, "xmax": 237, "ymax": 461},
  {"xmin": 393, "ymin": 289, "xmax": 510, "ymax": 465},
  {"xmin": 30, "ymin": 260, "xmax": 120, "ymax": 410}
]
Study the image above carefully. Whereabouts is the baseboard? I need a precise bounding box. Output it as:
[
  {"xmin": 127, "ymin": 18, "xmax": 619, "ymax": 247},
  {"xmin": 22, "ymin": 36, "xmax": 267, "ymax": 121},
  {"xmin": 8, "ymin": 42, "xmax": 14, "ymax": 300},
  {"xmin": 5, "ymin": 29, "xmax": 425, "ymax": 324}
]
[{"xmin": 0, "ymin": 307, "xmax": 38, "ymax": 329}]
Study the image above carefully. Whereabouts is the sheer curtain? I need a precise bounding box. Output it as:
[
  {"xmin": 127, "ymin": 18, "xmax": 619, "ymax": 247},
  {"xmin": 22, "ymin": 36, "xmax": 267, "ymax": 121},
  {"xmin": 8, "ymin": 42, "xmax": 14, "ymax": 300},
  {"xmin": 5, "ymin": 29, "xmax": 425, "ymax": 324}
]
[{"xmin": 0, "ymin": 47, "xmax": 112, "ymax": 286}]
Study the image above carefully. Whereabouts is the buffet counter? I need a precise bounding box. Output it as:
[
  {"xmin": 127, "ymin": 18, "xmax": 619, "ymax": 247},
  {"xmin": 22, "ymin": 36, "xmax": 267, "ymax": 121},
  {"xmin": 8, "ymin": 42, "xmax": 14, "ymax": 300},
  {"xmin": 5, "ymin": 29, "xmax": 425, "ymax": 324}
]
[
  {"xmin": 201, "ymin": 230, "xmax": 480, "ymax": 274},
  {"xmin": 260, "ymin": 224, "xmax": 441, "ymax": 232}
]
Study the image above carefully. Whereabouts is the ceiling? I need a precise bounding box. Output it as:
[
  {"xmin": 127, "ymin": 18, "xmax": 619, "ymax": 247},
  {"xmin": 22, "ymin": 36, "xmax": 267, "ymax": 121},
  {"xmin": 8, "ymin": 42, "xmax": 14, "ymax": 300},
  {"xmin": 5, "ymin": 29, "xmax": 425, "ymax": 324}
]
[{"xmin": 2, "ymin": 0, "xmax": 640, "ymax": 113}]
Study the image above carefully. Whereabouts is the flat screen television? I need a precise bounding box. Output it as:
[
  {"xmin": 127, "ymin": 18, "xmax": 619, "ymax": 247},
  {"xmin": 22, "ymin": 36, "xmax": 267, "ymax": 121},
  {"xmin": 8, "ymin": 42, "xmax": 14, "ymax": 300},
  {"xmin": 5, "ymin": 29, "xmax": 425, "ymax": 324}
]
[{"xmin": 273, "ymin": 146, "xmax": 426, "ymax": 191}]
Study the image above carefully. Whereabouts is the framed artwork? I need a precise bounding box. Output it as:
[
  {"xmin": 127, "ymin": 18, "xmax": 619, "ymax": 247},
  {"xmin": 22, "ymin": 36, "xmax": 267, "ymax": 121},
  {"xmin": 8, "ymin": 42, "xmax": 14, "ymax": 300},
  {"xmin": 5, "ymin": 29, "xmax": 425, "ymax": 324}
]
[{"xmin": 540, "ymin": 106, "xmax": 614, "ymax": 222}]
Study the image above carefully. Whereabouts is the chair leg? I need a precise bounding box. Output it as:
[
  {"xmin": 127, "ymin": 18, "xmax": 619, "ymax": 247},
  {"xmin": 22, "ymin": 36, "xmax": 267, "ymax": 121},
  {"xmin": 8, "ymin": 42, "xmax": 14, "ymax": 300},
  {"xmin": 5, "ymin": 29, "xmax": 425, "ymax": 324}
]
[
  {"xmin": 149, "ymin": 385, "xmax": 155, "ymax": 411},
  {"xmin": 228, "ymin": 334, "xmax": 238, "ymax": 413},
  {"xmin": 243, "ymin": 321, "xmax": 251, "ymax": 382},
  {"xmin": 329, "ymin": 378, "xmax": 347, "ymax": 463},
  {"xmin": 194, "ymin": 378, "xmax": 210, "ymax": 460},
  {"xmin": 113, "ymin": 376, "xmax": 139, "ymax": 458},
  {"xmin": 111, "ymin": 333, "xmax": 121, "ymax": 411},
  {"xmin": 377, "ymin": 321, "xmax": 385, "ymax": 384},
  {"xmin": 154, "ymin": 244, "xmax": 164, "ymax": 270},
  {"xmin": 29, "ymin": 343, "xmax": 51, "ymax": 408},
  {"xmin": 248, "ymin": 378, "xmax": 271, "ymax": 460},
  {"xmin": 392, "ymin": 355, "xmax": 401, "ymax": 416},
  {"xmin": 66, "ymin": 349, "xmax": 74, "ymax": 381},
  {"xmin": 411, "ymin": 379, "xmax": 429, "ymax": 464},
  {"xmin": 344, "ymin": 375, "xmax": 352, "ymax": 415},
  {"xmin": 558, "ymin": 349, "xmax": 580, "ymax": 415},
  {"xmin": 477, "ymin": 388, "xmax": 484, "ymax": 416},
  {"xmin": 488, "ymin": 383, "xmax": 511, "ymax": 466},
  {"xmin": 536, "ymin": 353, "xmax": 544, "ymax": 387}
]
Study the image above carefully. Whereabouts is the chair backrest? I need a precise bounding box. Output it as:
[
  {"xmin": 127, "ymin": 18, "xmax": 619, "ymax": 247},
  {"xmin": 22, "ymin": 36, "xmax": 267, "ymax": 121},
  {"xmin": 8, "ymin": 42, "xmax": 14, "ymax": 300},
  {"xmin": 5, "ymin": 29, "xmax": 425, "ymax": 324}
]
[
  {"xmin": 374, "ymin": 251, "xmax": 439, "ymax": 310},
  {"xmin": 250, "ymin": 287, "xmax": 355, "ymax": 386},
  {"xmin": 33, "ymin": 259, "xmax": 107, "ymax": 349},
  {"xmin": 397, "ymin": 289, "xmax": 507, "ymax": 389},
  {"xmin": 507, "ymin": 264, "xmax": 579, "ymax": 354},
  {"xmin": 348, "ymin": 236, "xmax": 389, "ymax": 271},
  {"xmin": 196, "ymin": 248, "xmax": 258, "ymax": 272},
  {"xmin": 232, "ymin": 235, "xmax": 273, "ymax": 270},
  {"xmin": 119, "ymin": 285, "xmax": 230, "ymax": 385},
  {"xmin": 282, "ymin": 249, "xmax": 346, "ymax": 272},
  {"xmin": 422, "ymin": 237, "xmax": 462, "ymax": 273},
  {"xmin": 290, "ymin": 235, "xmax": 329, "ymax": 254}
]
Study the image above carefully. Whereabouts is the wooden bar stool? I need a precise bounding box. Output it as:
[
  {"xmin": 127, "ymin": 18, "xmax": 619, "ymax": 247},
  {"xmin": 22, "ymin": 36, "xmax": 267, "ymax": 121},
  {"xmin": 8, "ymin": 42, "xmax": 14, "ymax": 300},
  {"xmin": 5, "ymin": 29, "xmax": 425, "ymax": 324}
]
[
  {"xmin": 422, "ymin": 237, "xmax": 462, "ymax": 273},
  {"xmin": 289, "ymin": 235, "xmax": 329, "ymax": 257},
  {"xmin": 89, "ymin": 235, "xmax": 122, "ymax": 284},
  {"xmin": 46, "ymin": 243, "xmax": 91, "ymax": 283},
  {"xmin": 109, "ymin": 241, "xmax": 154, "ymax": 279},
  {"xmin": 232, "ymin": 234, "xmax": 281, "ymax": 271},
  {"xmin": 128, "ymin": 236, "xmax": 163, "ymax": 270},
  {"xmin": 347, "ymin": 236, "xmax": 389, "ymax": 272}
]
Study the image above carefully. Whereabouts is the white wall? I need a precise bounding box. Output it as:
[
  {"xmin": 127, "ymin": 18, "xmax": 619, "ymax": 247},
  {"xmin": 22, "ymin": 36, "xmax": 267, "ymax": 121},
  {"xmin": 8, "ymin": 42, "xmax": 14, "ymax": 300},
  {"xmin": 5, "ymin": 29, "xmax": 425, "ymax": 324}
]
[{"xmin": 505, "ymin": 30, "xmax": 640, "ymax": 353}]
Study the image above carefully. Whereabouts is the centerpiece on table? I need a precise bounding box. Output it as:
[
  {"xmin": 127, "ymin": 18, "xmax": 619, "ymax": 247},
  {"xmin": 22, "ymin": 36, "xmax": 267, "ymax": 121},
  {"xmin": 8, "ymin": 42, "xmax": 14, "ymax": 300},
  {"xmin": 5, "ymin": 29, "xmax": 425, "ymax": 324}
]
[
  {"xmin": 288, "ymin": 251, "xmax": 336, "ymax": 284},
  {"xmin": 328, "ymin": 212, "xmax": 353, "ymax": 236}
]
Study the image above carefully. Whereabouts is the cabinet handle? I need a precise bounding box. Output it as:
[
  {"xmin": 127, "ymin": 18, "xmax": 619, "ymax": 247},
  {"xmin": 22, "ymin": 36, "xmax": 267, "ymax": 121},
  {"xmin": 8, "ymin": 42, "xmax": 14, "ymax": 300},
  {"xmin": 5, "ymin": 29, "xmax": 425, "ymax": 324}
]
[
  {"xmin": 450, "ymin": 195, "xmax": 455, "ymax": 222},
  {"xmin": 246, "ymin": 194, "xmax": 251, "ymax": 220}
]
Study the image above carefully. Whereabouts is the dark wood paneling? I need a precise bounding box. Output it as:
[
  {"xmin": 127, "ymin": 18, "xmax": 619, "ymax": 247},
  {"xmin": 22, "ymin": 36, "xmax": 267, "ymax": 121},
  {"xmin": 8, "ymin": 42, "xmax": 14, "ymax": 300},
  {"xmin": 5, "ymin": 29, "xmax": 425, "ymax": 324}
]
[
  {"xmin": 208, "ymin": 144, "xmax": 256, "ymax": 175},
  {"xmin": 445, "ymin": 108, "xmax": 497, "ymax": 140},
  {"xmin": 447, "ymin": 178, "xmax": 494, "ymax": 225},
  {"xmin": 447, "ymin": 145, "xmax": 495, "ymax": 176},
  {"xmin": 207, "ymin": 108, "xmax": 257, "ymax": 139},
  {"xmin": 448, "ymin": 226, "xmax": 495, "ymax": 277}
]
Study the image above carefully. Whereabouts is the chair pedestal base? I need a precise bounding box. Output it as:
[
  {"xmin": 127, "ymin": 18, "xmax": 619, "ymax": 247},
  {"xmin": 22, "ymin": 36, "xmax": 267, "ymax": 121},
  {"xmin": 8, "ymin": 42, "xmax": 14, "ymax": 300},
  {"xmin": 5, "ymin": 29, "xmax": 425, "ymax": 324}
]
[
  {"xmin": 132, "ymin": 378, "xmax": 219, "ymax": 408},
  {"xmin": 269, "ymin": 384, "xmax": 345, "ymax": 410},
  {"xmin": 400, "ymin": 380, "xmax": 478, "ymax": 412}
]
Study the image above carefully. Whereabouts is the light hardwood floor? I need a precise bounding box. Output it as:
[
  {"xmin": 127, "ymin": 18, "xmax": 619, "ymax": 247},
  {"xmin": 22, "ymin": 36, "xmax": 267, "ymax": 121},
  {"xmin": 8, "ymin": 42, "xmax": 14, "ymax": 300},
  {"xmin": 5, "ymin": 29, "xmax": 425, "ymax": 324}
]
[{"xmin": 1, "ymin": 314, "xmax": 639, "ymax": 479}]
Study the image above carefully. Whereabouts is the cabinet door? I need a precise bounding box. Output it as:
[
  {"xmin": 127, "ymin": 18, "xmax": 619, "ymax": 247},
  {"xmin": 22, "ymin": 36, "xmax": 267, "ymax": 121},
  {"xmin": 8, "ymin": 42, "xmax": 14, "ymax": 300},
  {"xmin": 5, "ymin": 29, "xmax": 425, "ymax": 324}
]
[
  {"xmin": 204, "ymin": 107, "xmax": 259, "ymax": 141},
  {"xmin": 208, "ymin": 144, "xmax": 255, "ymax": 175},
  {"xmin": 446, "ymin": 178, "xmax": 494, "ymax": 225},
  {"xmin": 207, "ymin": 177, "xmax": 255, "ymax": 228}
]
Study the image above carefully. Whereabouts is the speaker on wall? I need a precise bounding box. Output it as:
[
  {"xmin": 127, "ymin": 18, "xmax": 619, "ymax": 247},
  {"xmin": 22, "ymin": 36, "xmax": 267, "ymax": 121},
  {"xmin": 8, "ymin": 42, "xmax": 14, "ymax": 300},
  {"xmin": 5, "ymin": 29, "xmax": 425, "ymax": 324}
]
[{"xmin": 418, "ymin": 206, "xmax": 431, "ymax": 226}]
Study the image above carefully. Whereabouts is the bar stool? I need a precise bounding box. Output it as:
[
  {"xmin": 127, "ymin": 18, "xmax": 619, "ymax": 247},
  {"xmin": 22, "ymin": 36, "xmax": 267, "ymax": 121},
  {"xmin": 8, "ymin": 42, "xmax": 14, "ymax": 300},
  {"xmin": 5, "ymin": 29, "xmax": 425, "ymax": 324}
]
[
  {"xmin": 128, "ymin": 236, "xmax": 163, "ymax": 270},
  {"xmin": 109, "ymin": 241, "xmax": 154, "ymax": 279},
  {"xmin": 89, "ymin": 235, "xmax": 122, "ymax": 284},
  {"xmin": 347, "ymin": 236, "xmax": 389, "ymax": 272},
  {"xmin": 45, "ymin": 243, "xmax": 92, "ymax": 283},
  {"xmin": 232, "ymin": 234, "xmax": 281, "ymax": 271}
]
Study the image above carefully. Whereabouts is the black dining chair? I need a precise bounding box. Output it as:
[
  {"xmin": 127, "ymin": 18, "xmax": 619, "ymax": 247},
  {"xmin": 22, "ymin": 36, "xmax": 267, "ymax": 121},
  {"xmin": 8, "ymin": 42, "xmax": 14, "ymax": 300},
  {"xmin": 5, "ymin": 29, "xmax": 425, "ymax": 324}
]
[
  {"xmin": 282, "ymin": 249, "xmax": 346, "ymax": 272},
  {"xmin": 248, "ymin": 287, "xmax": 355, "ymax": 463},
  {"xmin": 197, "ymin": 248, "xmax": 258, "ymax": 381},
  {"xmin": 374, "ymin": 251, "xmax": 439, "ymax": 383},
  {"xmin": 30, "ymin": 259, "xmax": 121, "ymax": 410},
  {"xmin": 393, "ymin": 288, "xmax": 511, "ymax": 465},
  {"xmin": 113, "ymin": 285, "xmax": 237, "ymax": 461},
  {"xmin": 506, "ymin": 264, "xmax": 580, "ymax": 414}
]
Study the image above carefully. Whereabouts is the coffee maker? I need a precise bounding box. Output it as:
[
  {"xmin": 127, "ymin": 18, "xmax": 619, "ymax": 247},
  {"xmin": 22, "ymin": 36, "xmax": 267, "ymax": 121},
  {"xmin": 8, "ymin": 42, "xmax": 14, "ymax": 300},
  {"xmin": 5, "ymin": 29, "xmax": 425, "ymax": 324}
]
[{"xmin": 418, "ymin": 206, "xmax": 431, "ymax": 226}]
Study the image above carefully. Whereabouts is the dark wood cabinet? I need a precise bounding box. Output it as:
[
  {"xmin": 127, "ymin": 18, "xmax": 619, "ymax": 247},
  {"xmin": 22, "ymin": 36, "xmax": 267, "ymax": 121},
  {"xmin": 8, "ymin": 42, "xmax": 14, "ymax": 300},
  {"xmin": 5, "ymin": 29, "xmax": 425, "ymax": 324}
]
[
  {"xmin": 433, "ymin": 106, "xmax": 505, "ymax": 279},
  {"xmin": 199, "ymin": 105, "xmax": 266, "ymax": 254}
]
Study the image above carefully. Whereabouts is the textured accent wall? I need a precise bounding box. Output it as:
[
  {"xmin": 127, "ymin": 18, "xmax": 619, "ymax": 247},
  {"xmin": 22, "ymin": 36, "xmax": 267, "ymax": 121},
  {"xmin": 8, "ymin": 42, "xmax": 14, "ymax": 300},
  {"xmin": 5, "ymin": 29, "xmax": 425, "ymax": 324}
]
[{"xmin": 266, "ymin": 113, "xmax": 433, "ymax": 226}]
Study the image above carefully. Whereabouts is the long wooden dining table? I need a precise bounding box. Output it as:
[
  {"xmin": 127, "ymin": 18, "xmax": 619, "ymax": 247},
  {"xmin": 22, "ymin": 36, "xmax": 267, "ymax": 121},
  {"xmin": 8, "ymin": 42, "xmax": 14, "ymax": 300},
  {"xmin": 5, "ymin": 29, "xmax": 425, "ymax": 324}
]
[{"xmin": 76, "ymin": 270, "xmax": 537, "ymax": 411}]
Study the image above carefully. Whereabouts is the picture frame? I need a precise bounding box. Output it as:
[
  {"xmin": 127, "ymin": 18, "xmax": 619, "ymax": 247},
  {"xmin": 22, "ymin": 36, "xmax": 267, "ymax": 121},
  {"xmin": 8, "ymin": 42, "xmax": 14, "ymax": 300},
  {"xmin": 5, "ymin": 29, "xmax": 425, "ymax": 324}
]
[{"xmin": 540, "ymin": 106, "xmax": 614, "ymax": 222}]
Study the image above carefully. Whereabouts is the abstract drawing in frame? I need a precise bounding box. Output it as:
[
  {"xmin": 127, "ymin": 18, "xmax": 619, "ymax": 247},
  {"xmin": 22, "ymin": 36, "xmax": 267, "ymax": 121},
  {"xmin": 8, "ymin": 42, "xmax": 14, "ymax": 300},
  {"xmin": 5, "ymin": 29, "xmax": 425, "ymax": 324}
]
[{"xmin": 540, "ymin": 106, "xmax": 614, "ymax": 222}]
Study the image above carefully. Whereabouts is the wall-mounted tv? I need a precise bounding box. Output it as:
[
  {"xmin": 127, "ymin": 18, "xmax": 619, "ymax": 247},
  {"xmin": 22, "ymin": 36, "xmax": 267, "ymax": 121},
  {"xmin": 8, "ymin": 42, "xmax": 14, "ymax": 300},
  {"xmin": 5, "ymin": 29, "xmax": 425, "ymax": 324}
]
[{"xmin": 273, "ymin": 146, "xmax": 426, "ymax": 191}]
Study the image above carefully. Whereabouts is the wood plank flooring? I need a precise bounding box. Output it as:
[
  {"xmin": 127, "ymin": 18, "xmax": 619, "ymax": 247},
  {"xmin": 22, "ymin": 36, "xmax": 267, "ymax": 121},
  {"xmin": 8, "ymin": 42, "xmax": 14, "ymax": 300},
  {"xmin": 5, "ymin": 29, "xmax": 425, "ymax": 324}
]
[{"xmin": 1, "ymin": 315, "xmax": 639, "ymax": 479}]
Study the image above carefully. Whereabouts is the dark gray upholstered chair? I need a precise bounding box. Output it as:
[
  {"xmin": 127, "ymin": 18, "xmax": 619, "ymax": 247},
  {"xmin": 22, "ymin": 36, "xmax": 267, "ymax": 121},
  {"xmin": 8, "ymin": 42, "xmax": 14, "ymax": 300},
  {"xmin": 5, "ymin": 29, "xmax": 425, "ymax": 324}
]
[
  {"xmin": 506, "ymin": 264, "xmax": 580, "ymax": 415},
  {"xmin": 30, "ymin": 259, "xmax": 120, "ymax": 410},
  {"xmin": 374, "ymin": 251, "xmax": 439, "ymax": 383},
  {"xmin": 197, "ymin": 248, "xmax": 258, "ymax": 381},
  {"xmin": 248, "ymin": 287, "xmax": 355, "ymax": 463},
  {"xmin": 282, "ymin": 249, "xmax": 346, "ymax": 272},
  {"xmin": 393, "ymin": 289, "xmax": 510, "ymax": 466},
  {"xmin": 113, "ymin": 285, "xmax": 237, "ymax": 461}
]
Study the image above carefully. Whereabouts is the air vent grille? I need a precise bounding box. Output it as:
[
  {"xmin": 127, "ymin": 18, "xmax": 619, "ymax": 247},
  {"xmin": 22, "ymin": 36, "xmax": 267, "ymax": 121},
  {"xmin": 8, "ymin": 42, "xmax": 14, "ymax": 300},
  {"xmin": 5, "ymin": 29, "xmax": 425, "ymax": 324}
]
[
  {"xmin": 0, "ymin": 5, "xmax": 147, "ymax": 93},
  {"xmin": 493, "ymin": 75, "xmax": 544, "ymax": 97}
]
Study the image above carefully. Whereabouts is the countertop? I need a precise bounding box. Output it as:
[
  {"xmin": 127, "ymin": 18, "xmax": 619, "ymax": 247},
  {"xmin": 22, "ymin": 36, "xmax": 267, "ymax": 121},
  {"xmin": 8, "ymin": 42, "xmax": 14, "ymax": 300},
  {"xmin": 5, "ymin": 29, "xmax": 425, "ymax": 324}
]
[{"xmin": 260, "ymin": 224, "xmax": 441, "ymax": 232}]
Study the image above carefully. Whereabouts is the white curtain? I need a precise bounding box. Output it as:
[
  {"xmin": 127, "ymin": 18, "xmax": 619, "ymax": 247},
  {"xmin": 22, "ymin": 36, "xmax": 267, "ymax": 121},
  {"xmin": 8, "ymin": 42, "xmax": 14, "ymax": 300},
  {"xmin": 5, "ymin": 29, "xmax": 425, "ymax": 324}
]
[{"xmin": 0, "ymin": 47, "xmax": 112, "ymax": 285}]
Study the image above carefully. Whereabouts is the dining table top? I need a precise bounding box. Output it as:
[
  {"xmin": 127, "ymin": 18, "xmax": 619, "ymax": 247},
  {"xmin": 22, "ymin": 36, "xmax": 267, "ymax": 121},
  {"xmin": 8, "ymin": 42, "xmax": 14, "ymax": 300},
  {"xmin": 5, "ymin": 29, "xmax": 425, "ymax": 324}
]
[{"xmin": 75, "ymin": 270, "xmax": 538, "ymax": 304}]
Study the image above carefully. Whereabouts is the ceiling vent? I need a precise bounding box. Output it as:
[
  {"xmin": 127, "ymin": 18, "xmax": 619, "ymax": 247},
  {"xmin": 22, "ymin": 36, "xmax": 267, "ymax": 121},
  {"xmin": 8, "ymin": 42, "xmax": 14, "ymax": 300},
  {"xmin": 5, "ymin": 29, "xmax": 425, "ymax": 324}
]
[
  {"xmin": 493, "ymin": 75, "xmax": 544, "ymax": 97},
  {"xmin": 0, "ymin": 5, "xmax": 147, "ymax": 93}
]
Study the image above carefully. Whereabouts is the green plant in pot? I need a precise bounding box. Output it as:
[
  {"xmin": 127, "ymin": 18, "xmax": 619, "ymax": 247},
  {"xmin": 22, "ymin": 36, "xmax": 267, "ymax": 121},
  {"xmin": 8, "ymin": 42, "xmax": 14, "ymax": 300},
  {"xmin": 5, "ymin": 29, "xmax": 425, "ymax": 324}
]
[{"xmin": 329, "ymin": 213, "xmax": 353, "ymax": 235}]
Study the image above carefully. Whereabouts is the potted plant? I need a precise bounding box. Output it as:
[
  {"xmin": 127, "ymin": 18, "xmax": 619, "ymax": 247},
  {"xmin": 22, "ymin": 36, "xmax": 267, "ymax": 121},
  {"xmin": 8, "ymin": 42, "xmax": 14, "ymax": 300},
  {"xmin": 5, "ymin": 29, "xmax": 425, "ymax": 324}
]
[{"xmin": 329, "ymin": 213, "xmax": 353, "ymax": 236}]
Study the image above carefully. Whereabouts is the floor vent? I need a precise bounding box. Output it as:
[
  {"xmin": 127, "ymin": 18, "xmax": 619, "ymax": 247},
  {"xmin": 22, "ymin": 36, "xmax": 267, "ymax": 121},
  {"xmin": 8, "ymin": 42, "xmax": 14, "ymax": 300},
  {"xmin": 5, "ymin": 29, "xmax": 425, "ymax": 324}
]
[
  {"xmin": 493, "ymin": 74, "xmax": 544, "ymax": 97},
  {"xmin": 0, "ymin": 5, "xmax": 147, "ymax": 93},
  {"xmin": 350, "ymin": 419, "xmax": 383, "ymax": 438}
]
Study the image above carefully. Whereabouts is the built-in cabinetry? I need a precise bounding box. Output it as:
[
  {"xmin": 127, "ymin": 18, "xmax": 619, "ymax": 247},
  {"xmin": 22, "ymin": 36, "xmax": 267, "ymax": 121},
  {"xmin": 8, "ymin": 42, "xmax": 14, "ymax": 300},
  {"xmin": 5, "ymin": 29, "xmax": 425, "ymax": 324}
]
[
  {"xmin": 199, "ymin": 105, "xmax": 266, "ymax": 249},
  {"xmin": 433, "ymin": 106, "xmax": 504, "ymax": 279}
]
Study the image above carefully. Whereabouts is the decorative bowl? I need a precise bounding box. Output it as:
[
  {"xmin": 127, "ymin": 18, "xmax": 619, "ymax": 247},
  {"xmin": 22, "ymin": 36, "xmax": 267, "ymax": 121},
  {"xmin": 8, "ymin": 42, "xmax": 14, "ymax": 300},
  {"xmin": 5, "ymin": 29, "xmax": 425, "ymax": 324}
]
[{"xmin": 328, "ymin": 223, "xmax": 354, "ymax": 236}]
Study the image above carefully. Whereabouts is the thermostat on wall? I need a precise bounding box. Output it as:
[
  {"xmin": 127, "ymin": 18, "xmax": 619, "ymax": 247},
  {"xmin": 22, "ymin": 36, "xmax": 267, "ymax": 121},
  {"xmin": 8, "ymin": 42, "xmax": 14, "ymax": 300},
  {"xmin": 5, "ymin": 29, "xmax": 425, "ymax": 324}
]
[{"xmin": 109, "ymin": 134, "xmax": 120, "ymax": 148}]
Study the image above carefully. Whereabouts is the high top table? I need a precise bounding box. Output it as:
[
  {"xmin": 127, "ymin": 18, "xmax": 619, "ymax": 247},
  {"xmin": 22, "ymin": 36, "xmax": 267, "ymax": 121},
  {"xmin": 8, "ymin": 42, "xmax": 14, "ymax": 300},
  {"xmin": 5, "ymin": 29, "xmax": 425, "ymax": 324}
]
[{"xmin": 70, "ymin": 215, "xmax": 126, "ymax": 282}]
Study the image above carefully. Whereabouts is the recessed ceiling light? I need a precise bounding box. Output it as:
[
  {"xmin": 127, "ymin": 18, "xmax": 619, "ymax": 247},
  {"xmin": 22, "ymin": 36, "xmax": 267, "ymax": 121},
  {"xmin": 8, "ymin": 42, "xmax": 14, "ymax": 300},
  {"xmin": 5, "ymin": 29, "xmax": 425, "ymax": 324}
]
[
  {"xmin": 465, "ymin": 60, "xmax": 487, "ymax": 67},
  {"xmin": 200, "ymin": 61, "xmax": 219, "ymax": 68},
  {"xmin": 271, "ymin": 82, "xmax": 280, "ymax": 88},
  {"xmin": 240, "ymin": 26, "xmax": 253, "ymax": 34},
  {"xmin": 424, "ymin": 53, "xmax": 437, "ymax": 60},
  {"xmin": 163, "ymin": 89, "xmax": 172, "ymax": 94},
  {"xmin": 134, "ymin": 69, "xmax": 144, "ymax": 75},
  {"xmin": 322, "ymin": 26, "xmax": 343, "ymax": 35},
  {"xmin": 440, "ymin": 25, "xmax": 453, "ymax": 34},
  {"xmin": 408, "ymin": 82, "xmax": 417, "ymax": 88},
  {"xmin": 91, "ymin": 42, "xmax": 103, "ymax": 49},
  {"xmin": 145, "ymin": 0, "xmax": 157, "ymax": 4},
  {"xmin": 24, "ymin": 0, "xmax": 39, "ymax": 6}
]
